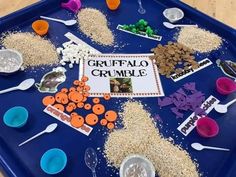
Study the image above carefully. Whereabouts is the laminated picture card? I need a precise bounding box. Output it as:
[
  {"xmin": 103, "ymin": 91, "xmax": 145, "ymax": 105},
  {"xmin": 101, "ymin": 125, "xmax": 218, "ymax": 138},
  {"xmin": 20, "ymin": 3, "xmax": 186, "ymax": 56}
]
[{"xmin": 80, "ymin": 54, "xmax": 164, "ymax": 97}]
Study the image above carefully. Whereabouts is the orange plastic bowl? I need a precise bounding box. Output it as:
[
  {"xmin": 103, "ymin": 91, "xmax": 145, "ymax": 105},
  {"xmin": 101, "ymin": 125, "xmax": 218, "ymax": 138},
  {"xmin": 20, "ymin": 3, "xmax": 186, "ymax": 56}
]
[
  {"xmin": 32, "ymin": 20, "xmax": 49, "ymax": 36},
  {"xmin": 106, "ymin": 0, "xmax": 120, "ymax": 10}
]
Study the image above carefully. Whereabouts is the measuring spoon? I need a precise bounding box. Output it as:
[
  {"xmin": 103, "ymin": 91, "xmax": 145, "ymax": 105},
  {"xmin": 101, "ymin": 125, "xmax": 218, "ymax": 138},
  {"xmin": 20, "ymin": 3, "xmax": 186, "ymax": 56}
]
[
  {"xmin": 163, "ymin": 22, "xmax": 198, "ymax": 29},
  {"xmin": 40, "ymin": 16, "xmax": 77, "ymax": 26},
  {"xmin": 191, "ymin": 142, "xmax": 230, "ymax": 151},
  {"xmin": 18, "ymin": 123, "xmax": 58, "ymax": 147},
  {"xmin": 137, "ymin": 0, "xmax": 146, "ymax": 14},
  {"xmin": 0, "ymin": 78, "xmax": 35, "ymax": 94},
  {"xmin": 214, "ymin": 99, "xmax": 236, "ymax": 114},
  {"xmin": 61, "ymin": 0, "xmax": 81, "ymax": 13}
]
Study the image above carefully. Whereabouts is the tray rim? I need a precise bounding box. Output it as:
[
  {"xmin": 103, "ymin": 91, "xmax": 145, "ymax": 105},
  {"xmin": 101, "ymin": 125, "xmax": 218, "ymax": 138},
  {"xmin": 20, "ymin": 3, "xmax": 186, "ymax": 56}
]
[
  {"xmin": 0, "ymin": 0, "xmax": 236, "ymax": 177},
  {"xmin": 1, "ymin": 0, "xmax": 235, "ymax": 40}
]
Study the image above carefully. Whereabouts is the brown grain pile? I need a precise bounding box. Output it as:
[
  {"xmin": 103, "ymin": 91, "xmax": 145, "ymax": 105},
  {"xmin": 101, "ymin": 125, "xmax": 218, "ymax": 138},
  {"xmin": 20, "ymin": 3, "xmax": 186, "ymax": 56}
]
[
  {"xmin": 1, "ymin": 32, "xmax": 58, "ymax": 68},
  {"xmin": 177, "ymin": 27, "xmax": 222, "ymax": 53},
  {"xmin": 150, "ymin": 42, "xmax": 198, "ymax": 78},
  {"xmin": 77, "ymin": 8, "xmax": 114, "ymax": 46},
  {"xmin": 104, "ymin": 101, "xmax": 199, "ymax": 177}
]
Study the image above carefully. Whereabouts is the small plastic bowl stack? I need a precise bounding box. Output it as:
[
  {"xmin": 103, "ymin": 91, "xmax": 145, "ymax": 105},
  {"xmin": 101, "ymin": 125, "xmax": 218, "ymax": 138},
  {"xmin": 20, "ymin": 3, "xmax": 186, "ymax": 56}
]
[
  {"xmin": 120, "ymin": 154, "xmax": 155, "ymax": 177},
  {"xmin": 40, "ymin": 148, "xmax": 67, "ymax": 175},
  {"xmin": 3, "ymin": 106, "xmax": 29, "ymax": 128},
  {"xmin": 196, "ymin": 117, "xmax": 219, "ymax": 138},
  {"xmin": 163, "ymin": 8, "xmax": 184, "ymax": 23},
  {"xmin": 0, "ymin": 49, "xmax": 23, "ymax": 75}
]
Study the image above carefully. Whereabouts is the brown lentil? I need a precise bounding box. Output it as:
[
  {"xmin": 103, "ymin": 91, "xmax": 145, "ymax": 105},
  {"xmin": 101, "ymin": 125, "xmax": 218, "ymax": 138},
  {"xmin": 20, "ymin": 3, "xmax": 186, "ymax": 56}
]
[
  {"xmin": 77, "ymin": 8, "xmax": 114, "ymax": 46},
  {"xmin": 177, "ymin": 27, "xmax": 222, "ymax": 53},
  {"xmin": 150, "ymin": 42, "xmax": 198, "ymax": 78},
  {"xmin": 1, "ymin": 32, "xmax": 58, "ymax": 68},
  {"xmin": 104, "ymin": 101, "xmax": 199, "ymax": 177}
]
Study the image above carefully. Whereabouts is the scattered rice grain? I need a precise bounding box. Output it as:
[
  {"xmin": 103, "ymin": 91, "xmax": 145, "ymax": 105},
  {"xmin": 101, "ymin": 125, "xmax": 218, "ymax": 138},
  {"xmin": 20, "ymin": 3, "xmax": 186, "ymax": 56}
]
[
  {"xmin": 77, "ymin": 8, "xmax": 114, "ymax": 46},
  {"xmin": 1, "ymin": 32, "xmax": 58, "ymax": 68},
  {"xmin": 177, "ymin": 27, "xmax": 222, "ymax": 53},
  {"xmin": 104, "ymin": 101, "xmax": 199, "ymax": 177}
]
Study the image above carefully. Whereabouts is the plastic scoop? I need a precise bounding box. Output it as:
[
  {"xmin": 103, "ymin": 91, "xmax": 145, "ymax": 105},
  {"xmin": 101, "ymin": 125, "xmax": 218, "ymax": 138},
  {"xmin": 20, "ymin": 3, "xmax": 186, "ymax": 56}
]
[
  {"xmin": 216, "ymin": 77, "xmax": 236, "ymax": 95},
  {"xmin": 191, "ymin": 142, "xmax": 230, "ymax": 151},
  {"xmin": 18, "ymin": 123, "xmax": 58, "ymax": 147},
  {"xmin": 84, "ymin": 148, "xmax": 97, "ymax": 177},
  {"xmin": 163, "ymin": 22, "xmax": 198, "ymax": 29},
  {"xmin": 214, "ymin": 99, "xmax": 236, "ymax": 114},
  {"xmin": 61, "ymin": 0, "xmax": 81, "ymax": 13},
  {"xmin": 196, "ymin": 117, "xmax": 219, "ymax": 138},
  {"xmin": 120, "ymin": 155, "xmax": 155, "ymax": 177},
  {"xmin": 40, "ymin": 16, "xmax": 77, "ymax": 26},
  {"xmin": 137, "ymin": 0, "xmax": 146, "ymax": 14},
  {"xmin": 0, "ymin": 78, "xmax": 35, "ymax": 94},
  {"xmin": 163, "ymin": 8, "xmax": 184, "ymax": 23},
  {"xmin": 0, "ymin": 49, "xmax": 23, "ymax": 74}
]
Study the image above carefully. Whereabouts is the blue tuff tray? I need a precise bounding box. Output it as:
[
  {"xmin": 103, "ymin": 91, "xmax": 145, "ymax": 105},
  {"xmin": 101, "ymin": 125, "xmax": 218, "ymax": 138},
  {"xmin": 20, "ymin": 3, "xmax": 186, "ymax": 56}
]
[{"xmin": 0, "ymin": 0, "xmax": 236, "ymax": 177}]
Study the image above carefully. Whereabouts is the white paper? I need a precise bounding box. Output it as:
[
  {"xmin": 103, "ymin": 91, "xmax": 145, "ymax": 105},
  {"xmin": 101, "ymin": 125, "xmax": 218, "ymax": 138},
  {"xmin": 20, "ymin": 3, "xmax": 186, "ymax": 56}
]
[{"xmin": 81, "ymin": 54, "xmax": 164, "ymax": 97}]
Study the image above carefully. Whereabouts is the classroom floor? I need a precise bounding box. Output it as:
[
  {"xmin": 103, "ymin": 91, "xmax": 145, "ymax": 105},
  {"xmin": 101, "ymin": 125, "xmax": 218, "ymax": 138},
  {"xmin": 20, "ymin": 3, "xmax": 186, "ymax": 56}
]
[
  {"xmin": 0, "ymin": 0, "xmax": 39, "ymax": 17},
  {"xmin": 0, "ymin": 0, "xmax": 235, "ymax": 176},
  {"xmin": 182, "ymin": 0, "xmax": 236, "ymax": 29}
]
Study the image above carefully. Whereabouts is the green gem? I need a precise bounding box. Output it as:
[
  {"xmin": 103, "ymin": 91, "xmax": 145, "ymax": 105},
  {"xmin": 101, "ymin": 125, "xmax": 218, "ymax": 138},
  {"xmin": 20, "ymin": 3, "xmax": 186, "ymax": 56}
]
[{"xmin": 132, "ymin": 28, "xmax": 137, "ymax": 33}]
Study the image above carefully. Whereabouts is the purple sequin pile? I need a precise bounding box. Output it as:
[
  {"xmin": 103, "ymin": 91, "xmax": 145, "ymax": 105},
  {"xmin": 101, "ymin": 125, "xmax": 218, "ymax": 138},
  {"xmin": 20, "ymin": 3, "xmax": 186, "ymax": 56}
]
[{"xmin": 158, "ymin": 82, "xmax": 206, "ymax": 118}]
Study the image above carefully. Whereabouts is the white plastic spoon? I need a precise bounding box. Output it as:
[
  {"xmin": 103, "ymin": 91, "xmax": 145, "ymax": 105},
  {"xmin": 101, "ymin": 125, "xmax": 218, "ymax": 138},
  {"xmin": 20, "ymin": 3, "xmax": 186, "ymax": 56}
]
[
  {"xmin": 214, "ymin": 99, "xmax": 236, "ymax": 114},
  {"xmin": 18, "ymin": 123, "xmax": 58, "ymax": 147},
  {"xmin": 40, "ymin": 16, "xmax": 77, "ymax": 26},
  {"xmin": 0, "ymin": 78, "xmax": 35, "ymax": 94},
  {"xmin": 163, "ymin": 22, "xmax": 198, "ymax": 29},
  {"xmin": 191, "ymin": 143, "xmax": 230, "ymax": 151}
]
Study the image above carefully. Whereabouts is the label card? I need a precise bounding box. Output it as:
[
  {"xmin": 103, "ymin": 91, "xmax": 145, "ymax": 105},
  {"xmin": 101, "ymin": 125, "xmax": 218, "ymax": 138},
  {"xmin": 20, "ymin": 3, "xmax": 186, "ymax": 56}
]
[
  {"xmin": 171, "ymin": 58, "xmax": 213, "ymax": 82},
  {"xmin": 81, "ymin": 54, "xmax": 164, "ymax": 97},
  {"xmin": 177, "ymin": 95, "xmax": 220, "ymax": 136},
  {"xmin": 117, "ymin": 25, "xmax": 162, "ymax": 41},
  {"xmin": 44, "ymin": 105, "xmax": 93, "ymax": 136},
  {"xmin": 64, "ymin": 32, "xmax": 101, "ymax": 54}
]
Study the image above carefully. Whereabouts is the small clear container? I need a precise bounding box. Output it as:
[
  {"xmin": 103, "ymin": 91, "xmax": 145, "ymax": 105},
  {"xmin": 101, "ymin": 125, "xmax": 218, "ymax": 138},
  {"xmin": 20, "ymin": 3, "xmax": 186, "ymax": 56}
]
[
  {"xmin": 119, "ymin": 155, "xmax": 155, "ymax": 177},
  {"xmin": 163, "ymin": 8, "xmax": 184, "ymax": 23},
  {"xmin": 0, "ymin": 49, "xmax": 23, "ymax": 74}
]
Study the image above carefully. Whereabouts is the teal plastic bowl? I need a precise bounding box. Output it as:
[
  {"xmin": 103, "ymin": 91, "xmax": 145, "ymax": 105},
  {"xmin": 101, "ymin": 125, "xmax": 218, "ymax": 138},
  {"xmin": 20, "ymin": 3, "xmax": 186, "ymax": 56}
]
[
  {"xmin": 40, "ymin": 148, "xmax": 67, "ymax": 175},
  {"xmin": 3, "ymin": 106, "xmax": 28, "ymax": 128}
]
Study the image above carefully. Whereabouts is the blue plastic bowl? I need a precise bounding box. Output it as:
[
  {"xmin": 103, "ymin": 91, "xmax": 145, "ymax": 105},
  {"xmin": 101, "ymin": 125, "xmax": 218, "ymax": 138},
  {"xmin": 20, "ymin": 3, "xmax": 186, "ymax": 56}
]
[
  {"xmin": 40, "ymin": 148, "xmax": 67, "ymax": 175},
  {"xmin": 3, "ymin": 106, "xmax": 28, "ymax": 128}
]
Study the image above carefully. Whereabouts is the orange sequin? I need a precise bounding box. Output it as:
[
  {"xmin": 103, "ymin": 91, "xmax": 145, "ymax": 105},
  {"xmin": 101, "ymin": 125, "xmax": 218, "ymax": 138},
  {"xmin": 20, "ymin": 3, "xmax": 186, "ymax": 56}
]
[{"xmin": 85, "ymin": 113, "xmax": 99, "ymax": 126}]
